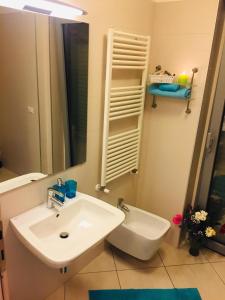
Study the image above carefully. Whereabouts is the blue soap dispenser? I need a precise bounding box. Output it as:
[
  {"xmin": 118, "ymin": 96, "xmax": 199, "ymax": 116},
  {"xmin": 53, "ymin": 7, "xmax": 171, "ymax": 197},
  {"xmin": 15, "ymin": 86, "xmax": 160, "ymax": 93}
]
[{"xmin": 53, "ymin": 178, "xmax": 66, "ymax": 202}]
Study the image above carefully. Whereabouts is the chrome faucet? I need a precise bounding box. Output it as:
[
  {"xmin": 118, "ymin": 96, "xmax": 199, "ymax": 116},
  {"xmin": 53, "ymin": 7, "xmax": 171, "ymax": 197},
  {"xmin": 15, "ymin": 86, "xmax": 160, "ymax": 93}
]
[
  {"xmin": 117, "ymin": 198, "xmax": 130, "ymax": 212},
  {"xmin": 47, "ymin": 188, "xmax": 65, "ymax": 210}
]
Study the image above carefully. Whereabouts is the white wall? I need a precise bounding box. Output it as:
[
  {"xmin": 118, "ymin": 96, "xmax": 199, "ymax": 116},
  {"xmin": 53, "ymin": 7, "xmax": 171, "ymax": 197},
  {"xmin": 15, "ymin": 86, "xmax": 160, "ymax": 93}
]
[
  {"xmin": 0, "ymin": 1, "xmax": 154, "ymax": 299},
  {"xmin": 137, "ymin": 0, "xmax": 220, "ymax": 245}
]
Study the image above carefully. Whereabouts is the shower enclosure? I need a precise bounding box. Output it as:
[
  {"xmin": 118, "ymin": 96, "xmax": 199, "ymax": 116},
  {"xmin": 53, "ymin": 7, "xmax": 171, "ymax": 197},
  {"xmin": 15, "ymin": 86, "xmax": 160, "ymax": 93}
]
[{"xmin": 197, "ymin": 41, "xmax": 225, "ymax": 255}]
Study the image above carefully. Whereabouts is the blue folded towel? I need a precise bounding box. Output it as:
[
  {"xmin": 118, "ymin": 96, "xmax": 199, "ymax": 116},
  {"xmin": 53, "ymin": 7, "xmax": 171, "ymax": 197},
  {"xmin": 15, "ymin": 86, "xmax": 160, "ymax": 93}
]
[
  {"xmin": 149, "ymin": 84, "xmax": 191, "ymax": 99},
  {"xmin": 159, "ymin": 83, "xmax": 180, "ymax": 92}
]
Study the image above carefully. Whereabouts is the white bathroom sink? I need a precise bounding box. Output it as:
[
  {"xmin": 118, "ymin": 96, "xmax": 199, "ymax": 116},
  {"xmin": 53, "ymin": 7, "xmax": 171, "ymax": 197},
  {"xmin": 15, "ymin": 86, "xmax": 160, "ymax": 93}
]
[{"xmin": 10, "ymin": 192, "xmax": 125, "ymax": 268}]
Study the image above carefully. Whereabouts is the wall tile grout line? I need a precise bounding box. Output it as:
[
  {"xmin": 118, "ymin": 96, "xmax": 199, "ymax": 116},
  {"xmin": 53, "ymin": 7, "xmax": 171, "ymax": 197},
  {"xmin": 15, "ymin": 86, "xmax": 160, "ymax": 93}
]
[{"xmin": 158, "ymin": 251, "xmax": 175, "ymax": 288}]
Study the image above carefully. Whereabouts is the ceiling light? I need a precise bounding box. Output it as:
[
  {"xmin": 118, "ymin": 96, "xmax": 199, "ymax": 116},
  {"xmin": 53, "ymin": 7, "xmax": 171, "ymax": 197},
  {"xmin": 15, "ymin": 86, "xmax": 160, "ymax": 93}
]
[{"xmin": 0, "ymin": 0, "xmax": 87, "ymax": 20}]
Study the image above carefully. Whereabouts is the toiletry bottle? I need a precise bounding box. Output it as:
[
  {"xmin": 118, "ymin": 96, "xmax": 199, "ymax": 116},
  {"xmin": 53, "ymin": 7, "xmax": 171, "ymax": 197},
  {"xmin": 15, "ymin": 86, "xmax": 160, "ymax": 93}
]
[{"xmin": 53, "ymin": 178, "xmax": 66, "ymax": 202}]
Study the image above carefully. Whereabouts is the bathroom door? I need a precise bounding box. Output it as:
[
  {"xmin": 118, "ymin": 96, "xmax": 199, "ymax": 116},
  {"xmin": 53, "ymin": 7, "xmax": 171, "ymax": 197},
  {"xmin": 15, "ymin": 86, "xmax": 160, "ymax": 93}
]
[{"xmin": 197, "ymin": 40, "xmax": 225, "ymax": 255}]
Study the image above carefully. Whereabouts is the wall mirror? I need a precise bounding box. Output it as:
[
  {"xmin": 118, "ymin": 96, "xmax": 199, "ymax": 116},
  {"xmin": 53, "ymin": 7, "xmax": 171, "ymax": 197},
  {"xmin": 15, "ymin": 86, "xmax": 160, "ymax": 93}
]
[{"xmin": 0, "ymin": 5, "xmax": 89, "ymax": 187}]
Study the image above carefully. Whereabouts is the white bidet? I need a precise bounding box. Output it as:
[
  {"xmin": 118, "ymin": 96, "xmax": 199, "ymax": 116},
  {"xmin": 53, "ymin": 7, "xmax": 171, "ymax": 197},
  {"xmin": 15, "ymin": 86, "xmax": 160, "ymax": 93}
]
[{"xmin": 107, "ymin": 204, "xmax": 171, "ymax": 260}]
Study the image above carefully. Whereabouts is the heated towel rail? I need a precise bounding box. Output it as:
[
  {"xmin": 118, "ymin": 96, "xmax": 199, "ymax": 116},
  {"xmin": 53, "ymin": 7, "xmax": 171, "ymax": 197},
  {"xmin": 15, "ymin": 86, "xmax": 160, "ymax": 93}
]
[{"xmin": 97, "ymin": 29, "xmax": 150, "ymax": 191}]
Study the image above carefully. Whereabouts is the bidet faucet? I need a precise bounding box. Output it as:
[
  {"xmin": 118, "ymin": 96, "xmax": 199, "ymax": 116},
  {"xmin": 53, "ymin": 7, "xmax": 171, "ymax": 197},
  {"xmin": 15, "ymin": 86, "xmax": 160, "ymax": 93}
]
[
  {"xmin": 117, "ymin": 198, "xmax": 130, "ymax": 212},
  {"xmin": 47, "ymin": 188, "xmax": 65, "ymax": 210}
]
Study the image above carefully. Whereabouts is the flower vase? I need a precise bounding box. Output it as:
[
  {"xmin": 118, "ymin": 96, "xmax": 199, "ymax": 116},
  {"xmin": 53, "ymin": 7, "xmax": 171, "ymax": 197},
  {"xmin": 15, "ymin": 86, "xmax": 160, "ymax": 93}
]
[{"xmin": 189, "ymin": 240, "xmax": 201, "ymax": 256}]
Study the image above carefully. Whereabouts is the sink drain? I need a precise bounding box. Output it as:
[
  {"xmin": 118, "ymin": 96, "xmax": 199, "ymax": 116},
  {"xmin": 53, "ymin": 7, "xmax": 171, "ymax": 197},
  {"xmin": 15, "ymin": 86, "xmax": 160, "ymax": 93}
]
[{"xmin": 59, "ymin": 232, "xmax": 69, "ymax": 239}]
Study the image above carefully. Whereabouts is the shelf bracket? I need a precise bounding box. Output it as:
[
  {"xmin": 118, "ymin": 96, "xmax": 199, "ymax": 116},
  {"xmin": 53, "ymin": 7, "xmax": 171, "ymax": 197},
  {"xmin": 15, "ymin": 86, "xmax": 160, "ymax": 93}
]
[{"xmin": 152, "ymin": 95, "xmax": 157, "ymax": 108}]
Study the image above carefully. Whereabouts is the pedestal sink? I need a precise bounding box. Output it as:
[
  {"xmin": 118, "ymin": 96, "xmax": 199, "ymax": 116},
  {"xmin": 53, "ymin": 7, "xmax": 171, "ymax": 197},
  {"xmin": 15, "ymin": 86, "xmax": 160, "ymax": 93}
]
[{"xmin": 10, "ymin": 192, "xmax": 125, "ymax": 268}]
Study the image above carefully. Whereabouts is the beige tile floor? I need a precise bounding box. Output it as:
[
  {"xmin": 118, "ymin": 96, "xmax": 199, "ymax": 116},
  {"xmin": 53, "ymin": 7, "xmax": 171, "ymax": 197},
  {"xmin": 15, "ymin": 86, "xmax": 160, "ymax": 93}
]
[{"xmin": 47, "ymin": 242, "xmax": 225, "ymax": 300}]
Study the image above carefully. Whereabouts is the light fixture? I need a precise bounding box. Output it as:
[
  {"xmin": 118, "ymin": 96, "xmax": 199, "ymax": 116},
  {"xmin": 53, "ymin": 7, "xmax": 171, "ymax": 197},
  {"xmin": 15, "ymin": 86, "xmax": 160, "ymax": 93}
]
[{"xmin": 0, "ymin": 0, "xmax": 87, "ymax": 20}]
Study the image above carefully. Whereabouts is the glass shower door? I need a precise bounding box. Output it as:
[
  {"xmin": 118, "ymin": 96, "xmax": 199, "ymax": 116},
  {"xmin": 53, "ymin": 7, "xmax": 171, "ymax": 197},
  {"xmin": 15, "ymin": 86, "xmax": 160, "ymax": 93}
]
[
  {"xmin": 207, "ymin": 110, "xmax": 225, "ymax": 245},
  {"xmin": 197, "ymin": 40, "xmax": 225, "ymax": 255}
]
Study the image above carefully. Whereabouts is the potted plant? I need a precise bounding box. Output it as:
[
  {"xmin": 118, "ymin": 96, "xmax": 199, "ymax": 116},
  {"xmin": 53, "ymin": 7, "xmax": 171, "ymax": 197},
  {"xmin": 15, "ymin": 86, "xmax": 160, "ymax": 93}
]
[{"xmin": 172, "ymin": 206, "xmax": 216, "ymax": 256}]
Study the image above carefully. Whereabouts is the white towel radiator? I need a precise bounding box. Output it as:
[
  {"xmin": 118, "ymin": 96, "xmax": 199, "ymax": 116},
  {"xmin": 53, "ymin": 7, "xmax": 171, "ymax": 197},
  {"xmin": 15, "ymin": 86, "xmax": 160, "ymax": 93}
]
[{"xmin": 98, "ymin": 29, "xmax": 150, "ymax": 191}]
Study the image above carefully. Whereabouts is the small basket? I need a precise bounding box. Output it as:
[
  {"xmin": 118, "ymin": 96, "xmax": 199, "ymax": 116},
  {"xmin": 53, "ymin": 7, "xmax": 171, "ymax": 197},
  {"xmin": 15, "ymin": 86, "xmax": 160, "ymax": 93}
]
[{"xmin": 149, "ymin": 74, "xmax": 175, "ymax": 84}]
